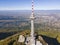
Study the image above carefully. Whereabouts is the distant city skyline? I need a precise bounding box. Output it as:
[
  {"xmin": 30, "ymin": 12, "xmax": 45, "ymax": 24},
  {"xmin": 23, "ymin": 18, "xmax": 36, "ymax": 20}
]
[{"xmin": 0, "ymin": 0, "xmax": 60, "ymax": 10}]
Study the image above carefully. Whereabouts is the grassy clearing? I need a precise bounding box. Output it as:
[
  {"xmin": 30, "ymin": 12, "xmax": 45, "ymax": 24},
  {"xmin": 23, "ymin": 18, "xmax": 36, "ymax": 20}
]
[{"xmin": 37, "ymin": 30, "xmax": 60, "ymax": 43}]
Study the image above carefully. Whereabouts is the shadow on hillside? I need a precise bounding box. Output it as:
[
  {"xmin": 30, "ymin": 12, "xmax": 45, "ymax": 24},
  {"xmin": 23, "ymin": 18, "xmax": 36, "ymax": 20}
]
[
  {"xmin": 0, "ymin": 32, "xmax": 17, "ymax": 40},
  {"xmin": 41, "ymin": 35, "xmax": 60, "ymax": 45},
  {"xmin": 8, "ymin": 40, "xmax": 15, "ymax": 45}
]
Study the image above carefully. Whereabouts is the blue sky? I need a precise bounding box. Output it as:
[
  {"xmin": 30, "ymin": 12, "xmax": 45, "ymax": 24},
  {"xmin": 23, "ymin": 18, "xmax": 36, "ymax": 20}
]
[{"xmin": 0, "ymin": 0, "xmax": 60, "ymax": 10}]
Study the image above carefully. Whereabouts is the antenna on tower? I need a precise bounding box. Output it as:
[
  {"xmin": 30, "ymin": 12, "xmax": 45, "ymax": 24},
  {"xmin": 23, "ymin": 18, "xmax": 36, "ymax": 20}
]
[{"xmin": 32, "ymin": 0, "xmax": 34, "ymax": 16}]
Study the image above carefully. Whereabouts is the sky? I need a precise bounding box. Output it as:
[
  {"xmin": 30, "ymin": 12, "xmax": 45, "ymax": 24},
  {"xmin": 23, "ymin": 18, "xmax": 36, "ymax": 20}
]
[{"xmin": 0, "ymin": 0, "xmax": 60, "ymax": 10}]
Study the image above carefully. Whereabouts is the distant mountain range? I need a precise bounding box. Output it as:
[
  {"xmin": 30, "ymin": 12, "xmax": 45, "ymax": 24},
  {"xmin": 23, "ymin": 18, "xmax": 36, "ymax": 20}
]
[{"xmin": 0, "ymin": 10, "xmax": 60, "ymax": 16}]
